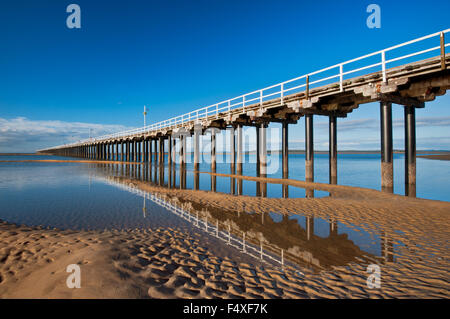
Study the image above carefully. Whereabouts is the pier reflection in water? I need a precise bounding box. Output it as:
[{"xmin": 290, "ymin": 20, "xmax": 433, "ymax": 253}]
[
  {"xmin": 96, "ymin": 163, "xmax": 396, "ymax": 271},
  {"xmin": 111, "ymin": 162, "xmax": 329, "ymax": 199}
]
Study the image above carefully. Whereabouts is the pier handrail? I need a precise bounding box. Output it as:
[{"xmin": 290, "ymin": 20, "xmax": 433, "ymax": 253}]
[{"xmin": 39, "ymin": 29, "xmax": 450, "ymax": 151}]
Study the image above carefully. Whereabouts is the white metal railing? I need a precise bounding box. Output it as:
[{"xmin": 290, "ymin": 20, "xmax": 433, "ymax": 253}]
[{"xmin": 40, "ymin": 29, "xmax": 450, "ymax": 151}]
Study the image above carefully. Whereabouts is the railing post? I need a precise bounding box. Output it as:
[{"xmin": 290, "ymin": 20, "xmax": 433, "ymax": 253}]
[
  {"xmin": 259, "ymin": 90, "xmax": 263, "ymax": 109},
  {"xmin": 381, "ymin": 50, "xmax": 387, "ymax": 83},
  {"xmin": 339, "ymin": 64, "xmax": 343, "ymax": 92},
  {"xmin": 281, "ymin": 83, "xmax": 284, "ymax": 105},
  {"xmin": 305, "ymin": 75, "xmax": 309, "ymax": 99},
  {"xmin": 441, "ymin": 32, "xmax": 446, "ymax": 70}
]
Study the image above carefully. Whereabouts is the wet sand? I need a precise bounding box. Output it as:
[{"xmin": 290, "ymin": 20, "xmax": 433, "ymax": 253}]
[
  {"xmin": 418, "ymin": 154, "xmax": 450, "ymax": 161},
  {"xmin": 0, "ymin": 160, "xmax": 449, "ymax": 298}
]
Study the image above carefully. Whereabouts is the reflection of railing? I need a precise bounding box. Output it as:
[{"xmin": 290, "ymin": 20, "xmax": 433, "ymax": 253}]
[
  {"xmin": 102, "ymin": 176, "xmax": 298, "ymax": 271},
  {"xmin": 40, "ymin": 29, "xmax": 449, "ymax": 151},
  {"xmin": 93, "ymin": 164, "xmax": 375, "ymax": 270}
]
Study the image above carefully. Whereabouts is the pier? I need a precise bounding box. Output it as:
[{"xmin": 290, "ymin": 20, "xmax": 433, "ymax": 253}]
[{"xmin": 38, "ymin": 30, "xmax": 450, "ymax": 195}]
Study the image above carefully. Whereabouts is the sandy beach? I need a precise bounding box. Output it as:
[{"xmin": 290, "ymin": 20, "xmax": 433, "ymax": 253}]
[{"xmin": 0, "ymin": 160, "xmax": 449, "ymax": 298}]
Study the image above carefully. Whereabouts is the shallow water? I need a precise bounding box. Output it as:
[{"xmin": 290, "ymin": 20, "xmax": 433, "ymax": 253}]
[
  {"xmin": 0, "ymin": 155, "xmax": 427, "ymax": 270},
  {"xmin": 4, "ymin": 152, "xmax": 448, "ymax": 201},
  {"xmin": 174, "ymin": 152, "xmax": 450, "ymax": 201}
]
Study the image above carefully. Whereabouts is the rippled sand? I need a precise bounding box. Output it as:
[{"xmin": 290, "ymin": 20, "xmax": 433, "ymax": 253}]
[{"xmin": 0, "ymin": 221, "xmax": 314, "ymax": 298}]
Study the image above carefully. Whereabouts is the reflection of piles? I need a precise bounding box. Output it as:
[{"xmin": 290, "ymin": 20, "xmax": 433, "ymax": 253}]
[
  {"xmin": 100, "ymin": 173, "xmax": 376, "ymax": 271},
  {"xmin": 172, "ymin": 204, "xmax": 288, "ymax": 269},
  {"xmin": 152, "ymin": 196, "xmax": 288, "ymax": 269},
  {"xmin": 182, "ymin": 207, "xmax": 375, "ymax": 271},
  {"xmin": 101, "ymin": 175, "xmax": 291, "ymax": 271},
  {"xmin": 222, "ymin": 216, "xmax": 322, "ymax": 270}
]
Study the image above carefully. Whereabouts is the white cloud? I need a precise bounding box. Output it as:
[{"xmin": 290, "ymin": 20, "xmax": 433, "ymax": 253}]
[
  {"xmin": 403, "ymin": 116, "xmax": 450, "ymax": 128},
  {"xmin": 315, "ymin": 118, "xmax": 377, "ymax": 131},
  {"xmin": 0, "ymin": 117, "xmax": 133, "ymax": 153}
]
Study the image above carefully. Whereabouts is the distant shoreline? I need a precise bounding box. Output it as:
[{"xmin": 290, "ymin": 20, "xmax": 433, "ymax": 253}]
[
  {"xmin": 417, "ymin": 154, "xmax": 450, "ymax": 161},
  {"xmin": 2, "ymin": 150, "xmax": 450, "ymax": 156},
  {"xmin": 0, "ymin": 153, "xmax": 38, "ymax": 156}
]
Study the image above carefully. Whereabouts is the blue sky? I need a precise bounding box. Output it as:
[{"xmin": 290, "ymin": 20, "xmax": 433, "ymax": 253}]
[{"xmin": 0, "ymin": 0, "xmax": 449, "ymax": 152}]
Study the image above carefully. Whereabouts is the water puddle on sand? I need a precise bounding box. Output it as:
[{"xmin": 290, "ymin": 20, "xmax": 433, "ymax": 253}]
[
  {"xmin": 0, "ymin": 161, "xmax": 394, "ymax": 273},
  {"xmin": 95, "ymin": 163, "xmax": 393, "ymax": 272},
  {"xmin": 105, "ymin": 162, "xmax": 330, "ymax": 199}
]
